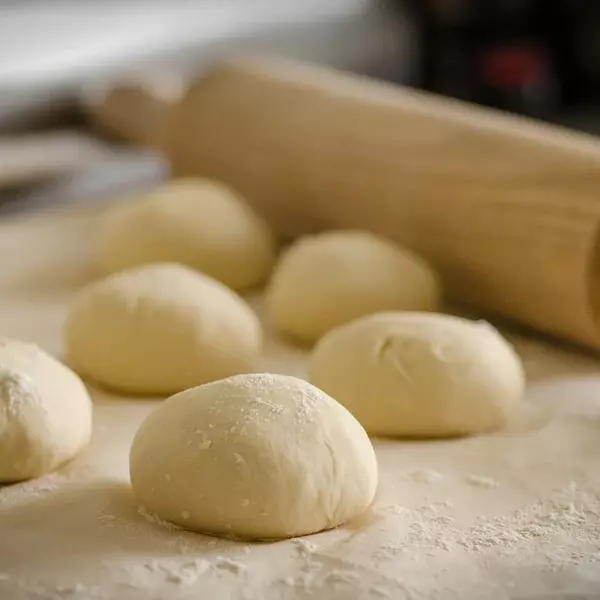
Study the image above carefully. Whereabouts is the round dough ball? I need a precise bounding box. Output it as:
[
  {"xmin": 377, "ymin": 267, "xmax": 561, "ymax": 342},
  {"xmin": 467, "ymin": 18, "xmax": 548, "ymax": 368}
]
[
  {"xmin": 309, "ymin": 312, "xmax": 525, "ymax": 438},
  {"xmin": 0, "ymin": 339, "xmax": 93, "ymax": 483},
  {"xmin": 65, "ymin": 263, "xmax": 262, "ymax": 395},
  {"xmin": 129, "ymin": 373, "xmax": 378, "ymax": 540},
  {"xmin": 266, "ymin": 230, "xmax": 440, "ymax": 343},
  {"xmin": 97, "ymin": 178, "xmax": 276, "ymax": 290}
]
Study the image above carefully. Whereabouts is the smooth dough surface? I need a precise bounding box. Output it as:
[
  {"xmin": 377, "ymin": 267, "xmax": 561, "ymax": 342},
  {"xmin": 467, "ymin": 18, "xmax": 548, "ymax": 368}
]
[
  {"xmin": 266, "ymin": 230, "xmax": 440, "ymax": 343},
  {"xmin": 0, "ymin": 338, "xmax": 92, "ymax": 482},
  {"xmin": 309, "ymin": 312, "xmax": 525, "ymax": 438},
  {"xmin": 129, "ymin": 373, "xmax": 378, "ymax": 540},
  {"xmin": 65, "ymin": 263, "xmax": 262, "ymax": 395},
  {"xmin": 97, "ymin": 178, "xmax": 276, "ymax": 290}
]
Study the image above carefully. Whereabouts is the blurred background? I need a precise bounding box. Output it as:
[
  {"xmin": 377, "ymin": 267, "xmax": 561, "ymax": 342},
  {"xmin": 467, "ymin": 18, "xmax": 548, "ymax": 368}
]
[{"xmin": 1, "ymin": 0, "xmax": 599, "ymax": 213}]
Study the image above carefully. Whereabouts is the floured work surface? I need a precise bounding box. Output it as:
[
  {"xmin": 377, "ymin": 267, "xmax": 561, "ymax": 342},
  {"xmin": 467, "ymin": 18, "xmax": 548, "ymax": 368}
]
[{"xmin": 1, "ymin": 208, "xmax": 600, "ymax": 600}]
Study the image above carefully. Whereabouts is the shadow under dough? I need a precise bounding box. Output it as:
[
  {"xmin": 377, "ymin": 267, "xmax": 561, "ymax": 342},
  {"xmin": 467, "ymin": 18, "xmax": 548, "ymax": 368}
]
[{"xmin": 0, "ymin": 479, "xmax": 245, "ymax": 571}]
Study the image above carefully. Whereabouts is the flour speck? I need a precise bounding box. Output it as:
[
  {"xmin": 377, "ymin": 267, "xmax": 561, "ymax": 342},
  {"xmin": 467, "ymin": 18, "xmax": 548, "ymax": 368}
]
[{"xmin": 465, "ymin": 474, "xmax": 500, "ymax": 488}]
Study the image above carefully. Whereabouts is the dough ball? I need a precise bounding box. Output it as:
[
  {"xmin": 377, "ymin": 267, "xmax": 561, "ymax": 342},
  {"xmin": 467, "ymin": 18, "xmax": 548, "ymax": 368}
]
[
  {"xmin": 309, "ymin": 312, "xmax": 524, "ymax": 438},
  {"xmin": 65, "ymin": 263, "xmax": 262, "ymax": 395},
  {"xmin": 266, "ymin": 230, "xmax": 440, "ymax": 343},
  {"xmin": 129, "ymin": 373, "xmax": 378, "ymax": 540},
  {"xmin": 0, "ymin": 339, "xmax": 93, "ymax": 483},
  {"xmin": 97, "ymin": 178, "xmax": 276, "ymax": 290}
]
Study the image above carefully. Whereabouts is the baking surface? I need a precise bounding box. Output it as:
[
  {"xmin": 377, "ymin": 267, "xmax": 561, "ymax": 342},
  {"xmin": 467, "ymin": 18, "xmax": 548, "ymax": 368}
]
[{"xmin": 1, "ymin": 208, "xmax": 600, "ymax": 600}]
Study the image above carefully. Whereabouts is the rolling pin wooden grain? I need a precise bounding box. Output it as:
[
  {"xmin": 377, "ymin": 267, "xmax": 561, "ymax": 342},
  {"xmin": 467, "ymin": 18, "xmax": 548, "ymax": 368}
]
[{"xmin": 88, "ymin": 57, "xmax": 600, "ymax": 350}]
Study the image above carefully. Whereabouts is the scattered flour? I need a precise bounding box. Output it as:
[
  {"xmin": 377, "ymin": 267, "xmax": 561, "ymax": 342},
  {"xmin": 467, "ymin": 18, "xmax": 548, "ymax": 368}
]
[
  {"xmin": 293, "ymin": 539, "xmax": 318, "ymax": 555},
  {"xmin": 8, "ymin": 471, "xmax": 599, "ymax": 599},
  {"xmin": 137, "ymin": 505, "xmax": 182, "ymax": 532},
  {"xmin": 294, "ymin": 571, "xmax": 316, "ymax": 591},
  {"xmin": 402, "ymin": 469, "xmax": 445, "ymax": 484},
  {"xmin": 162, "ymin": 559, "xmax": 211, "ymax": 585},
  {"xmin": 457, "ymin": 482, "xmax": 600, "ymax": 563},
  {"xmin": 325, "ymin": 569, "xmax": 361, "ymax": 586},
  {"xmin": 373, "ymin": 481, "xmax": 600, "ymax": 573},
  {"xmin": 53, "ymin": 583, "xmax": 87, "ymax": 596},
  {"xmin": 6, "ymin": 472, "xmax": 68, "ymax": 499},
  {"xmin": 119, "ymin": 558, "xmax": 212, "ymax": 590},
  {"xmin": 465, "ymin": 475, "xmax": 501, "ymax": 488},
  {"xmin": 214, "ymin": 556, "xmax": 248, "ymax": 575}
]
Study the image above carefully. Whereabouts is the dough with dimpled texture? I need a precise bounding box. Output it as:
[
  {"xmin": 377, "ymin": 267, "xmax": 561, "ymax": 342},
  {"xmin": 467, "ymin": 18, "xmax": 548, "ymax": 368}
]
[
  {"xmin": 266, "ymin": 230, "xmax": 440, "ymax": 344},
  {"xmin": 309, "ymin": 312, "xmax": 525, "ymax": 438},
  {"xmin": 97, "ymin": 178, "xmax": 276, "ymax": 290},
  {"xmin": 65, "ymin": 263, "xmax": 262, "ymax": 395}
]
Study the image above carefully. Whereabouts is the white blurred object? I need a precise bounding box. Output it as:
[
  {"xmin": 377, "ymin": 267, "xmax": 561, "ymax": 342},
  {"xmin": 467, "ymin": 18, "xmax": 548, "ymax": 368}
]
[
  {"xmin": 0, "ymin": 131, "xmax": 112, "ymax": 188},
  {"xmin": 0, "ymin": 148, "xmax": 168, "ymax": 215},
  {"xmin": 0, "ymin": 0, "xmax": 411, "ymax": 128}
]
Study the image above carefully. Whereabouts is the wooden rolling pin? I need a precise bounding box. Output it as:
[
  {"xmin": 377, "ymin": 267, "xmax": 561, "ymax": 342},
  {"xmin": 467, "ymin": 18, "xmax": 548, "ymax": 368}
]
[{"xmin": 87, "ymin": 56, "xmax": 600, "ymax": 351}]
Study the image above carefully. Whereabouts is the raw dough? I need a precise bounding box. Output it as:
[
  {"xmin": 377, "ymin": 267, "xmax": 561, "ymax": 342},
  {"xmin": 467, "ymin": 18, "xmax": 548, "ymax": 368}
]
[
  {"xmin": 129, "ymin": 373, "xmax": 378, "ymax": 540},
  {"xmin": 65, "ymin": 263, "xmax": 262, "ymax": 395},
  {"xmin": 0, "ymin": 338, "xmax": 92, "ymax": 482},
  {"xmin": 266, "ymin": 230, "xmax": 440, "ymax": 343},
  {"xmin": 309, "ymin": 312, "xmax": 525, "ymax": 438},
  {"xmin": 97, "ymin": 178, "xmax": 277, "ymax": 290}
]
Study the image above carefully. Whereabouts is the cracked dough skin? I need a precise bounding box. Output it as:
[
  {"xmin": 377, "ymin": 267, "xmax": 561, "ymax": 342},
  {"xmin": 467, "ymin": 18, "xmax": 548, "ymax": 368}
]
[
  {"xmin": 97, "ymin": 179, "xmax": 276, "ymax": 291},
  {"xmin": 129, "ymin": 374, "xmax": 378, "ymax": 540},
  {"xmin": 0, "ymin": 339, "xmax": 92, "ymax": 482},
  {"xmin": 309, "ymin": 312, "xmax": 525, "ymax": 438},
  {"xmin": 266, "ymin": 231, "xmax": 440, "ymax": 344},
  {"xmin": 65, "ymin": 263, "xmax": 262, "ymax": 396}
]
